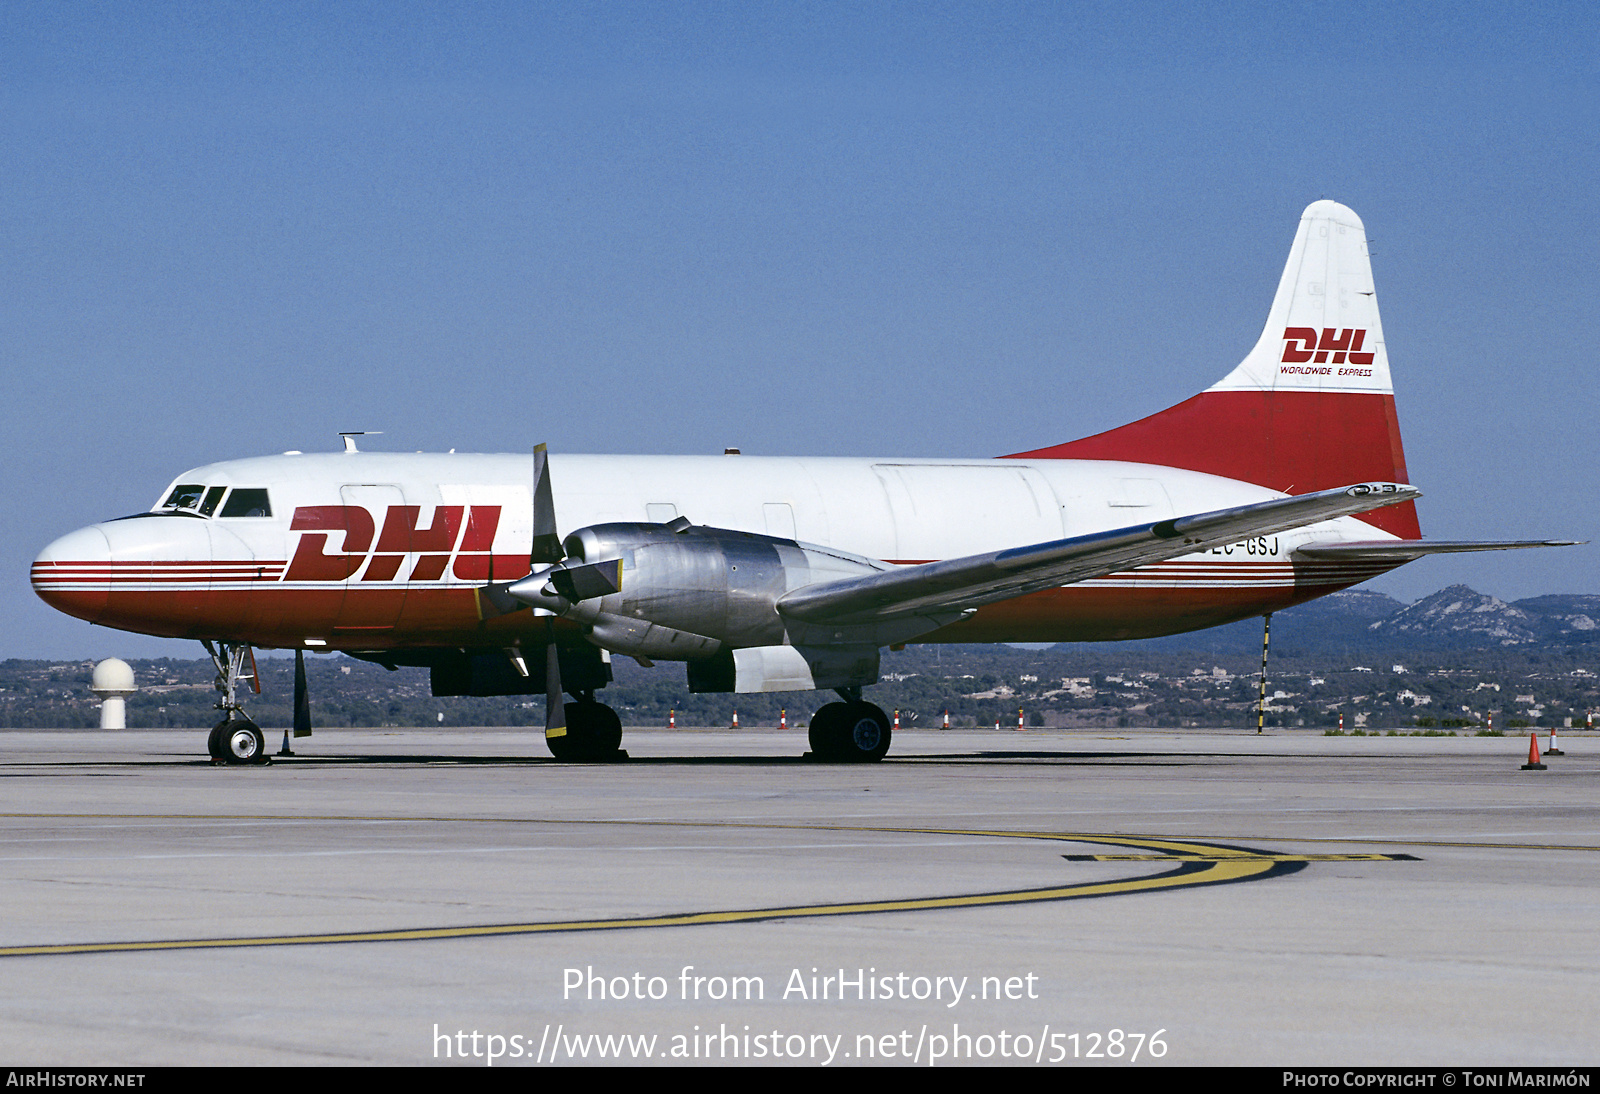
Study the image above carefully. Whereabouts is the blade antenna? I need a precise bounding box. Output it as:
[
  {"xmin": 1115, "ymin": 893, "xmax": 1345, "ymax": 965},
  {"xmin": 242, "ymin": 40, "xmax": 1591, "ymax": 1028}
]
[{"xmin": 293, "ymin": 649, "xmax": 313, "ymax": 739}]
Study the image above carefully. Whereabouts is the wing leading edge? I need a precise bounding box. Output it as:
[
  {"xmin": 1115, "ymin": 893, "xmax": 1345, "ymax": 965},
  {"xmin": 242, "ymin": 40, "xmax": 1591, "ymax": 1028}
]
[{"xmin": 777, "ymin": 482, "xmax": 1422, "ymax": 627}]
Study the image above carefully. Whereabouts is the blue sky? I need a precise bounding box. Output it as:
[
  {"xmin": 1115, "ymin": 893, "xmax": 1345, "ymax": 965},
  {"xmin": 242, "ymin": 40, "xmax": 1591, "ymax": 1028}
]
[{"xmin": 5, "ymin": 2, "xmax": 1597, "ymax": 659}]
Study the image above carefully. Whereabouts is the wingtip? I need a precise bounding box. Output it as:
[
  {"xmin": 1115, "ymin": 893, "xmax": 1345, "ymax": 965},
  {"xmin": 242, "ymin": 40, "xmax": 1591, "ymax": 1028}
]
[{"xmin": 1342, "ymin": 481, "xmax": 1422, "ymax": 503}]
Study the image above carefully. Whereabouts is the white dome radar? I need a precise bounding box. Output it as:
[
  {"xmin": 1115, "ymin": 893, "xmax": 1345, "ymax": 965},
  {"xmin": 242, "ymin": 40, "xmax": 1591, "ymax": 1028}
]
[{"xmin": 89, "ymin": 658, "xmax": 137, "ymax": 729}]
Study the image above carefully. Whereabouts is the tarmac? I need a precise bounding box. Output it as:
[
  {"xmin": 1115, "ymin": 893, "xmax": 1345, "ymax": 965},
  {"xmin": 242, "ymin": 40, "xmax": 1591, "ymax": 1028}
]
[{"xmin": 0, "ymin": 725, "xmax": 1594, "ymax": 1066}]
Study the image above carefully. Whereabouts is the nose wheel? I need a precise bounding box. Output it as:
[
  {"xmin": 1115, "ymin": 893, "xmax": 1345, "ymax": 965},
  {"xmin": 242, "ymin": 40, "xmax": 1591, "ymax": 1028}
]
[{"xmin": 208, "ymin": 718, "xmax": 268, "ymax": 765}]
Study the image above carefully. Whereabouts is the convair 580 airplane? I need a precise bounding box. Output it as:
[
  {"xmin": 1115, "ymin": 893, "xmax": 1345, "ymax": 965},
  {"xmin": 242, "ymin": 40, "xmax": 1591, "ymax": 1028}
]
[{"xmin": 32, "ymin": 202, "xmax": 1570, "ymax": 764}]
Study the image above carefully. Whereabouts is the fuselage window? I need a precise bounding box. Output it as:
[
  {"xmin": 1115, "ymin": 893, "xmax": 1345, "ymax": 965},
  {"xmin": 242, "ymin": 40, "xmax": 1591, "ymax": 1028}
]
[
  {"xmin": 220, "ymin": 488, "xmax": 273, "ymax": 518},
  {"xmin": 162, "ymin": 484, "xmax": 206, "ymax": 511},
  {"xmin": 198, "ymin": 486, "xmax": 227, "ymax": 517}
]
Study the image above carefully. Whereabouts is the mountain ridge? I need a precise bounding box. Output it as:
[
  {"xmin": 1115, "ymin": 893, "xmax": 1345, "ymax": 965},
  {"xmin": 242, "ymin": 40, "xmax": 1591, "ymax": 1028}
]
[{"xmin": 1058, "ymin": 586, "xmax": 1600, "ymax": 656}]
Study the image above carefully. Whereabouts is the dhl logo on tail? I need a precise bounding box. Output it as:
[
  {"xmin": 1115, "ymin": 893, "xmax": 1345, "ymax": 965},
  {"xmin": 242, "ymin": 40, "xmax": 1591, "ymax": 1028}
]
[{"xmin": 1280, "ymin": 327, "xmax": 1374, "ymax": 366}]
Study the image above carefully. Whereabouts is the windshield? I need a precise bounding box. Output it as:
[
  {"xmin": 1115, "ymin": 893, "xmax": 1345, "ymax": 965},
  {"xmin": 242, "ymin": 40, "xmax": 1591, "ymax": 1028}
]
[
  {"xmin": 161, "ymin": 484, "xmax": 206, "ymax": 511},
  {"xmin": 157, "ymin": 484, "xmax": 273, "ymax": 518},
  {"xmin": 220, "ymin": 489, "xmax": 272, "ymax": 518}
]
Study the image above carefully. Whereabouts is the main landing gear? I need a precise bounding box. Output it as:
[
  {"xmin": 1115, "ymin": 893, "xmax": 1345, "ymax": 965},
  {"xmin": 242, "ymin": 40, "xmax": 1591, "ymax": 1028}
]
[
  {"xmin": 808, "ymin": 695, "xmax": 892, "ymax": 763},
  {"xmin": 203, "ymin": 640, "xmax": 269, "ymax": 766},
  {"xmin": 545, "ymin": 693, "xmax": 626, "ymax": 763}
]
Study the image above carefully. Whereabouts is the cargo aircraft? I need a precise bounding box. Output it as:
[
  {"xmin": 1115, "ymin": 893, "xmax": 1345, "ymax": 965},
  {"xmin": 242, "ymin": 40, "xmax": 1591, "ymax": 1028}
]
[{"xmin": 32, "ymin": 202, "xmax": 1571, "ymax": 764}]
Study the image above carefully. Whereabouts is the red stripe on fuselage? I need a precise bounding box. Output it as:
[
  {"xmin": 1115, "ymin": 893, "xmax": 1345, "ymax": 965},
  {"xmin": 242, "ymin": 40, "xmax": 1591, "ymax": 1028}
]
[{"xmin": 39, "ymin": 562, "xmax": 1399, "ymax": 648}]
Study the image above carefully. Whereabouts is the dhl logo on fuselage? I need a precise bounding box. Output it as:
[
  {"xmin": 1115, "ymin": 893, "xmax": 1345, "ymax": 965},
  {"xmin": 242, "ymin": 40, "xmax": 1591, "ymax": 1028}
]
[
  {"xmin": 286, "ymin": 504, "xmax": 509, "ymax": 583},
  {"xmin": 1280, "ymin": 327, "xmax": 1375, "ymax": 366}
]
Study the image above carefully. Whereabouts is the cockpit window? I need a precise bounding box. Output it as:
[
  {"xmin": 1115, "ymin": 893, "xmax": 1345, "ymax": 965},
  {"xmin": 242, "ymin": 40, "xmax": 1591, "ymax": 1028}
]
[
  {"xmin": 198, "ymin": 486, "xmax": 227, "ymax": 517},
  {"xmin": 162, "ymin": 484, "xmax": 206, "ymax": 511},
  {"xmin": 220, "ymin": 488, "xmax": 272, "ymax": 518}
]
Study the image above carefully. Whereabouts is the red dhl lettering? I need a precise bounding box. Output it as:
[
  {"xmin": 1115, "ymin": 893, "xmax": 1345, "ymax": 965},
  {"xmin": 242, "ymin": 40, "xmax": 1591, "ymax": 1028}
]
[
  {"xmin": 285, "ymin": 504, "xmax": 507, "ymax": 582},
  {"xmin": 1280, "ymin": 327, "xmax": 1375, "ymax": 367},
  {"xmin": 286, "ymin": 505, "xmax": 374, "ymax": 581}
]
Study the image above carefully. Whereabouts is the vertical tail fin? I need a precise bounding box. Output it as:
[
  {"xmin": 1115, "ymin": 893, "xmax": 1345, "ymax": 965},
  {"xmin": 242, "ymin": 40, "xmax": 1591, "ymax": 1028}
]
[{"xmin": 1009, "ymin": 200, "xmax": 1419, "ymax": 539}]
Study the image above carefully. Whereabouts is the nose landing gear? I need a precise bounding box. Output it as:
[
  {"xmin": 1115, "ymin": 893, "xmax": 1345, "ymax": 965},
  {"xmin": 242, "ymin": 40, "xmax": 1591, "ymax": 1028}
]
[{"xmin": 203, "ymin": 641, "xmax": 270, "ymax": 765}]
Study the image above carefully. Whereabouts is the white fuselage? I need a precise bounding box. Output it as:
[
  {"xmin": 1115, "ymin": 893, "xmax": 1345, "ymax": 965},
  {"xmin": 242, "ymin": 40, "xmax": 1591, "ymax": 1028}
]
[{"xmin": 32, "ymin": 451, "xmax": 1398, "ymax": 651}]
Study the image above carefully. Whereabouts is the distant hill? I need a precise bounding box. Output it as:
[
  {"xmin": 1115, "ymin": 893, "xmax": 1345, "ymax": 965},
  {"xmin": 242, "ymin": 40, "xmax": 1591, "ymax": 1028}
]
[
  {"xmin": 1059, "ymin": 586, "xmax": 1600, "ymax": 657},
  {"xmin": 5, "ymin": 583, "xmax": 1597, "ymax": 730},
  {"xmin": 1370, "ymin": 585, "xmax": 1540, "ymax": 647},
  {"xmin": 1510, "ymin": 593, "xmax": 1600, "ymax": 641}
]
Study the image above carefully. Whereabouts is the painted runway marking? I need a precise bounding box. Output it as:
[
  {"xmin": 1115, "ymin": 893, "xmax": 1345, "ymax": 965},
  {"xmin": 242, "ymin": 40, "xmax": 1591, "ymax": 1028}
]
[
  {"xmin": 0, "ymin": 823, "xmax": 1399, "ymax": 958},
  {"xmin": 1063, "ymin": 853, "xmax": 1418, "ymax": 862}
]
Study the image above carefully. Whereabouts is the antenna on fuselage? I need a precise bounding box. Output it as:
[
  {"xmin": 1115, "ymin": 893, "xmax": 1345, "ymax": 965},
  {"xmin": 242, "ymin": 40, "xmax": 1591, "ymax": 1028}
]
[{"xmin": 339, "ymin": 431, "xmax": 383, "ymax": 453}]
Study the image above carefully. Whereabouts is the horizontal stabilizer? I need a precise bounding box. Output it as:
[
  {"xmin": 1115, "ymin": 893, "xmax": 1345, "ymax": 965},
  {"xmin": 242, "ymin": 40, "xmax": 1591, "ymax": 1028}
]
[
  {"xmin": 779, "ymin": 482, "xmax": 1420, "ymax": 627},
  {"xmin": 1295, "ymin": 539, "xmax": 1581, "ymax": 561}
]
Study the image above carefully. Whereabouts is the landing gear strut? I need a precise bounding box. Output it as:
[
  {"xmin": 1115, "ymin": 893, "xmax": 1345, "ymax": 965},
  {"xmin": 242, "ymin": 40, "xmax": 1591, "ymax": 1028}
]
[
  {"xmin": 203, "ymin": 640, "xmax": 268, "ymax": 766},
  {"xmin": 808, "ymin": 699, "xmax": 892, "ymax": 762}
]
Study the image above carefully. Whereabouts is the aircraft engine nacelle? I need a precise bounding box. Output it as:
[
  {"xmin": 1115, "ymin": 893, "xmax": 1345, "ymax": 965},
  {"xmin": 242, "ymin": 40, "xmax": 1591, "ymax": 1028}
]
[{"xmin": 546, "ymin": 521, "xmax": 885, "ymax": 661}]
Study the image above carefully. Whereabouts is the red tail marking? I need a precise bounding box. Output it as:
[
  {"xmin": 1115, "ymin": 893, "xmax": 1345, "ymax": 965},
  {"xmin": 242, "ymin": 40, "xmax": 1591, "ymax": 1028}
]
[{"xmin": 1006, "ymin": 390, "xmax": 1420, "ymax": 539}]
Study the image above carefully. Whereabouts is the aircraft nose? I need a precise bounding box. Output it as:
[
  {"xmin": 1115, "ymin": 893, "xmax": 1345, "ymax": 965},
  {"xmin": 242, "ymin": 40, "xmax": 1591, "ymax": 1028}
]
[{"xmin": 32, "ymin": 525, "xmax": 113, "ymax": 623}]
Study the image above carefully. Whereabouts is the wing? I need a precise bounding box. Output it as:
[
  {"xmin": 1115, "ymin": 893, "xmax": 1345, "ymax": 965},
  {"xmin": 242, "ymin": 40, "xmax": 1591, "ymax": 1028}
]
[
  {"xmin": 777, "ymin": 482, "xmax": 1422, "ymax": 627},
  {"xmin": 1294, "ymin": 539, "xmax": 1580, "ymax": 561}
]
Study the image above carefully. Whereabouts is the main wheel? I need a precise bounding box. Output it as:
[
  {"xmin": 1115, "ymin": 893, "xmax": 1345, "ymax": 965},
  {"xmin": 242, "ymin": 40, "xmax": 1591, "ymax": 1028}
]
[
  {"xmin": 546, "ymin": 700, "xmax": 624, "ymax": 761},
  {"xmin": 220, "ymin": 719, "xmax": 266, "ymax": 765},
  {"xmin": 808, "ymin": 702, "xmax": 849, "ymax": 760},
  {"xmin": 809, "ymin": 701, "xmax": 891, "ymax": 762},
  {"xmin": 838, "ymin": 701, "xmax": 891, "ymax": 762}
]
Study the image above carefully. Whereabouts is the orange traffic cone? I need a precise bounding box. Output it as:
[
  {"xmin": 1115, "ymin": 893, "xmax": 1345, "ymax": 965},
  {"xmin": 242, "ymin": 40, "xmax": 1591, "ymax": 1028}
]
[
  {"xmin": 1521, "ymin": 732, "xmax": 1547, "ymax": 771},
  {"xmin": 1546, "ymin": 728, "xmax": 1564, "ymax": 756}
]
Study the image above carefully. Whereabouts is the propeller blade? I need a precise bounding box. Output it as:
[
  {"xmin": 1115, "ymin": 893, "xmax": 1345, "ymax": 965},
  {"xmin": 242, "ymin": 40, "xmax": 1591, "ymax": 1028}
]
[
  {"xmin": 478, "ymin": 442, "xmax": 563, "ymax": 616},
  {"xmin": 531, "ymin": 443, "xmax": 563, "ymax": 565},
  {"xmin": 293, "ymin": 650, "xmax": 313, "ymax": 739},
  {"xmin": 544, "ymin": 619, "xmax": 566, "ymax": 744},
  {"xmin": 550, "ymin": 559, "xmax": 623, "ymax": 602}
]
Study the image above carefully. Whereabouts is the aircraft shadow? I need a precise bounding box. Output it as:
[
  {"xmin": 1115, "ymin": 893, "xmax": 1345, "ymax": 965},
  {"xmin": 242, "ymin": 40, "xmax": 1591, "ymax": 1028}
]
[{"xmin": 191, "ymin": 750, "xmax": 1198, "ymax": 768}]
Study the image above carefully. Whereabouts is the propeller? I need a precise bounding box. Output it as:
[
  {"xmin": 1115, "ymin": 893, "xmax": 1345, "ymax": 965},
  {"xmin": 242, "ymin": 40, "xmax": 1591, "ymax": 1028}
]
[
  {"xmin": 474, "ymin": 444, "xmax": 622, "ymax": 619},
  {"xmin": 504, "ymin": 445, "xmax": 623, "ymax": 611},
  {"xmin": 469, "ymin": 441, "xmax": 556, "ymax": 620},
  {"xmin": 472, "ymin": 444, "xmax": 624, "ymax": 748}
]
